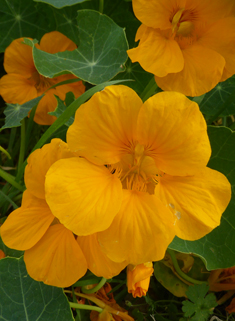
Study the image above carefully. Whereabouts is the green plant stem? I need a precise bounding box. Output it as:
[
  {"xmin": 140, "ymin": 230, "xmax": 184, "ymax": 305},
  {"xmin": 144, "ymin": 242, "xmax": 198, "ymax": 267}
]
[
  {"xmin": 69, "ymin": 302, "xmax": 102, "ymax": 313},
  {"xmin": 0, "ymin": 168, "xmax": 24, "ymax": 191},
  {"xmin": 140, "ymin": 77, "xmax": 158, "ymax": 102},
  {"xmin": 208, "ymin": 88, "xmax": 235, "ymax": 125},
  {"xmin": 167, "ymin": 249, "xmax": 207, "ymax": 285},
  {"xmin": 82, "ymin": 277, "xmax": 107, "ymax": 294},
  {"xmin": 18, "ymin": 119, "xmax": 26, "ymax": 171},
  {"xmin": 99, "ymin": 0, "xmax": 104, "ymax": 13},
  {"xmin": 0, "ymin": 190, "xmax": 18, "ymax": 209},
  {"xmin": 0, "ymin": 146, "xmax": 11, "ymax": 159}
]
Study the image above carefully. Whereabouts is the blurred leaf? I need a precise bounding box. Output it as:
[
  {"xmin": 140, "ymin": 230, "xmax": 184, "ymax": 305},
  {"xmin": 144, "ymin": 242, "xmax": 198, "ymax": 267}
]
[
  {"xmin": 0, "ymin": 257, "xmax": 74, "ymax": 321},
  {"xmin": 1, "ymin": 95, "xmax": 44, "ymax": 130},
  {"xmin": 200, "ymin": 76, "xmax": 235, "ymax": 117},
  {"xmin": 154, "ymin": 261, "xmax": 189, "ymax": 298},
  {"xmin": 182, "ymin": 284, "xmax": 217, "ymax": 321},
  {"xmin": 0, "ymin": 0, "xmax": 55, "ymax": 52},
  {"xmin": 32, "ymin": 10, "xmax": 128, "ymax": 85},
  {"xmin": 34, "ymin": 0, "xmax": 87, "ymax": 8},
  {"xmin": 170, "ymin": 126, "xmax": 235, "ymax": 270}
]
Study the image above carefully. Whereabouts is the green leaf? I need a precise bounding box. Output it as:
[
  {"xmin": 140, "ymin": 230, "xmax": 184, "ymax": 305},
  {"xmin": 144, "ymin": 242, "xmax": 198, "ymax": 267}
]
[
  {"xmin": 0, "ymin": 0, "xmax": 55, "ymax": 52},
  {"xmin": 49, "ymin": 95, "xmax": 74, "ymax": 126},
  {"xmin": 200, "ymin": 76, "xmax": 235, "ymax": 117},
  {"xmin": 1, "ymin": 95, "xmax": 44, "ymax": 130},
  {"xmin": 182, "ymin": 284, "xmax": 217, "ymax": 321},
  {"xmin": 0, "ymin": 257, "xmax": 74, "ymax": 321},
  {"xmin": 154, "ymin": 261, "xmax": 189, "ymax": 298},
  {"xmin": 32, "ymin": 10, "xmax": 128, "ymax": 84},
  {"xmin": 34, "ymin": 0, "xmax": 87, "ymax": 8},
  {"xmin": 170, "ymin": 126, "xmax": 235, "ymax": 270}
]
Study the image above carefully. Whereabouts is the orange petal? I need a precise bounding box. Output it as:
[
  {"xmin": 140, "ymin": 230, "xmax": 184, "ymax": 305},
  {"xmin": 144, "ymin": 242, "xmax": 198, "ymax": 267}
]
[
  {"xmin": 3, "ymin": 38, "xmax": 35, "ymax": 76},
  {"xmin": 45, "ymin": 157, "xmax": 123, "ymax": 235},
  {"xmin": 33, "ymin": 91, "xmax": 58, "ymax": 125},
  {"xmin": 39, "ymin": 31, "xmax": 77, "ymax": 53},
  {"xmin": 98, "ymin": 190, "xmax": 175, "ymax": 265},
  {"xmin": 67, "ymin": 85, "xmax": 143, "ymax": 165},
  {"xmin": 25, "ymin": 139, "xmax": 73, "ymax": 199},
  {"xmin": 1, "ymin": 190, "xmax": 54, "ymax": 250},
  {"xmin": 132, "ymin": 0, "xmax": 186, "ymax": 29},
  {"xmin": 54, "ymin": 75, "xmax": 85, "ymax": 99},
  {"xmin": 155, "ymin": 167, "xmax": 231, "ymax": 240},
  {"xmin": 0, "ymin": 73, "xmax": 37, "ymax": 104},
  {"xmin": 155, "ymin": 44, "xmax": 225, "ymax": 96},
  {"xmin": 198, "ymin": 17, "xmax": 235, "ymax": 82},
  {"xmin": 137, "ymin": 91, "xmax": 211, "ymax": 176},
  {"xmin": 127, "ymin": 26, "xmax": 184, "ymax": 77},
  {"xmin": 77, "ymin": 234, "xmax": 127, "ymax": 279},
  {"xmin": 24, "ymin": 224, "xmax": 87, "ymax": 287}
]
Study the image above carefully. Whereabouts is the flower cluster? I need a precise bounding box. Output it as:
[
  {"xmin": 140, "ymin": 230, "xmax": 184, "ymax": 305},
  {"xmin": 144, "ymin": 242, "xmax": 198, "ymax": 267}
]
[
  {"xmin": 128, "ymin": 0, "xmax": 235, "ymax": 96},
  {"xmin": 0, "ymin": 31, "xmax": 85, "ymax": 125},
  {"xmin": 1, "ymin": 85, "xmax": 231, "ymax": 288}
]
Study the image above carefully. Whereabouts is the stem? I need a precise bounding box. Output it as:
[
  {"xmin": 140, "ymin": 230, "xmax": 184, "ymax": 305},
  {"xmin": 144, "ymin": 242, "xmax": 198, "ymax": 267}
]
[
  {"xmin": 0, "ymin": 146, "xmax": 11, "ymax": 159},
  {"xmin": 99, "ymin": 0, "xmax": 104, "ymax": 13},
  {"xmin": 167, "ymin": 249, "xmax": 207, "ymax": 285},
  {"xmin": 82, "ymin": 277, "xmax": 107, "ymax": 294},
  {"xmin": 208, "ymin": 88, "xmax": 235, "ymax": 125},
  {"xmin": 140, "ymin": 77, "xmax": 158, "ymax": 102},
  {"xmin": 69, "ymin": 302, "xmax": 102, "ymax": 313},
  {"xmin": 18, "ymin": 119, "xmax": 26, "ymax": 171},
  {"xmin": 0, "ymin": 168, "xmax": 24, "ymax": 191},
  {"xmin": 0, "ymin": 190, "xmax": 18, "ymax": 209},
  {"xmin": 217, "ymin": 290, "xmax": 235, "ymax": 305}
]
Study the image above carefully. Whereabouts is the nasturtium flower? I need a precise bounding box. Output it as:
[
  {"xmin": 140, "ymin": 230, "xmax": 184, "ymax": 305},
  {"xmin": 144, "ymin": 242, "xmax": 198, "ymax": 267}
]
[
  {"xmin": 127, "ymin": 0, "xmax": 235, "ymax": 96},
  {"xmin": 45, "ymin": 85, "xmax": 231, "ymax": 266},
  {"xmin": 0, "ymin": 139, "xmax": 126, "ymax": 287},
  {"xmin": 0, "ymin": 31, "xmax": 85, "ymax": 125},
  {"xmin": 127, "ymin": 262, "xmax": 154, "ymax": 298}
]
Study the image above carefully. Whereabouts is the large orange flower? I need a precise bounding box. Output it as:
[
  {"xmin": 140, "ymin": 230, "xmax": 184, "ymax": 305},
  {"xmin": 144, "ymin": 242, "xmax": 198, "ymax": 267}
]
[
  {"xmin": 127, "ymin": 0, "xmax": 235, "ymax": 96},
  {"xmin": 45, "ymin": 85, "xmax": 231, "ymax": 265},
  {"xmin": 0, "ymin": 139, "xmax": 126, "ymax": 287},
  {"xmin": 0, "ymin": 31, "xmax": 85, "ymax": 125}
]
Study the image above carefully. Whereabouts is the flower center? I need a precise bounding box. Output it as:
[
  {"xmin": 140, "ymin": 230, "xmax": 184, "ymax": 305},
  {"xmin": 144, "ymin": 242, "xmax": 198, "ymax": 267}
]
[
  {"xmin": 171, "ymin": 8, "xmax": 195, "ymax": 37},
  {"xmin": 112, "ymin": 143, "xmax": 159, "ymax": 193},
  {"xmin": 29, "ymin": 71, "xmax": 56, "ymax": 94}
]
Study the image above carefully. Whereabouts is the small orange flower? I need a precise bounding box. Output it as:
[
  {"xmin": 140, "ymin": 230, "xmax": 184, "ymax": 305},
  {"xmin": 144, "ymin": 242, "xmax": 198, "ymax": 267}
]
[
  {"xmin": 226, "ymin": 297, "xmax": 235, "ymax": 314},
  {"xmin": 209, "ymin": 267, "xmax": 235, "ymax": 292},
  {"xmin": 127, "ymin": 262, "xmax": 153, "ymax": 298},
  {"xmin": 128, "ymin": 0, "xmax": 235, "ymax": 96},
  {"xmin": 0, "ymin": 31, "xmax": 85, "ymax": 125}
]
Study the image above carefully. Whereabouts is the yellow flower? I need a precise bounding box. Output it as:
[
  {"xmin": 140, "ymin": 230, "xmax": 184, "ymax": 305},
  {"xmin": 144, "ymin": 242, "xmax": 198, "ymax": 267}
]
[
  {"xmin": 0, "ymin": 31, "xmax": 85, "ymax": 125},
  {"xmin": 45, "ymin": 85, "xmax": 231, "ymax": 265},
  {"xmin": 0, "ymin": 139, "xmax": 126, "ymax": 287},
  {"xmin": 127, "ymin": 262, "xmax": 154, "ymax": 298},
  {"xmin": 127, "ymin": 0, "xmax": 235, "ymax": 96}
]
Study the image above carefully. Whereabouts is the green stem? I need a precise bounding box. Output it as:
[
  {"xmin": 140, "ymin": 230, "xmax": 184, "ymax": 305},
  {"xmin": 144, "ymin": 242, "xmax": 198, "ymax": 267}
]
[
  {"xmin": 99, "ymin": 0, "xmax": 104, "ymax": 13},
  {"xmin": 208, "ymin": 88, "xmax": 235, "ymax": 125},
  {"xmin": 0, "ymin": 146, "xmax": 11, "ymax": 159},
  {"xmin": 18, "ymin": 119, "xmax": 26, "ymax": 171},
  {"xmin": 140, "ymin": 77, "xmax": 158, "ymax": 102},
  {"xmin": 0, "ymin": 168, "xmax": 24, "ymax": 191},
  {"xmin": 0, "ymin": 190, "xmax": 18, "ymax": 209},
  {"xmin": 167, "ymin": 249, "xmax": 207, "ymax": 285},
  {"xmin": 81, "ymin": 277, "xmax": 107, "ymax": 294},
  {"xmin": 69, "ymin": 302, "xmax": 102, "ymax": 313}
]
